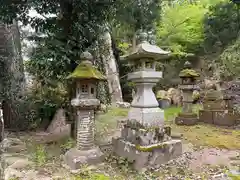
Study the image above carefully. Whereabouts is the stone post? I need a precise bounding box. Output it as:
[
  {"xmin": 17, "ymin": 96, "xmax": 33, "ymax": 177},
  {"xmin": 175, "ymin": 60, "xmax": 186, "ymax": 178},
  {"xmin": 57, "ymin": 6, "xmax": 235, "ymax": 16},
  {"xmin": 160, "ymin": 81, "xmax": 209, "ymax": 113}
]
[
  {"xmin": 64, "ymin": 51, "xmax": 106, "ymax": 170},
  {"xmin": 112, "ymin": 32, "xmax": 182, "ymax": 171},
  {"xmin": 0, "ymin": 103, "xmax": 4, "ymax": 180},
  {"xmin": 175, "ymin": 61, "xmax": 200, "ymax": 125}
]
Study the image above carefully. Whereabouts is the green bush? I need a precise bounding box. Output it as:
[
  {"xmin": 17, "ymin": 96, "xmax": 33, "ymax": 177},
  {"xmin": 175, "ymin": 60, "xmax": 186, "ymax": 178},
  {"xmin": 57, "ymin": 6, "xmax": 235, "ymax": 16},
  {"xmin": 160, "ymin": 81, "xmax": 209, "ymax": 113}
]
[{"xmin": 21, "ymin": 83, "xmax": 67, "ymax": 130}]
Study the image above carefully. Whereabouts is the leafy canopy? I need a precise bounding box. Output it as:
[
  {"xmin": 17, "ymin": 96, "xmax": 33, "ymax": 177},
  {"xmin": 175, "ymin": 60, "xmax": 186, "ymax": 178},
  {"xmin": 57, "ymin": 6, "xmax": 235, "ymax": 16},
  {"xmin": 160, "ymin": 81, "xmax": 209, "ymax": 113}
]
[{"xmin": 157, "ymin": 1, "xmax": 207, "ymax": 57}]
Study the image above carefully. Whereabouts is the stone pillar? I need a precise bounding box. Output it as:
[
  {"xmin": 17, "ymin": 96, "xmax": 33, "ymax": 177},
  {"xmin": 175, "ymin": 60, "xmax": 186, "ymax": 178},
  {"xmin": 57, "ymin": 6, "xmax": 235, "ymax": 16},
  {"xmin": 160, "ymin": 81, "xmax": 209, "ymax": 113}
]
[
  {"xmin": 76, "ymin": 110, "xmax": 94, "ymax": 150},
  {"xmin": 112, "ymin": 32, "xmax": 182, "ymax": 171},
  {"xmin": 64, "ymin": 52, "xmax": 106, "ymax": 170},
  {"xmin": 175, "ymin": 61, "xmax": 200, "ymax": 126}
]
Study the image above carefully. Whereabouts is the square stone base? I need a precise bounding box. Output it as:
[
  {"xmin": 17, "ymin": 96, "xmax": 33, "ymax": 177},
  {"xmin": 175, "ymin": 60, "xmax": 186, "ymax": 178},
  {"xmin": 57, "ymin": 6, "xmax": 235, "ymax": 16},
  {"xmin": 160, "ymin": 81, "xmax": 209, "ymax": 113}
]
[
  {"xmin": 175, "ymin": 113, "xmax": 198, "ymax": 126},
  {"xmin": 199, "ymin": 110, "xmax": 213, "ymax": 124},
  {"xmin": 64, "ymin": 147, "xmax": 104, "ymax": 170},
  {"xmin": 112, "ymin": 138, "xmax": 182, "ymax": 171},
  {"xmin": 199, "ymin": 110, "xmax": 238, "ymax": 126},
  {"xmin": 213, "ymin": 110, "xmax": 237, "ymax": 126},
  {"xmin": 128, "ymin": 107, "xmax": 164, "ymax": 127}
]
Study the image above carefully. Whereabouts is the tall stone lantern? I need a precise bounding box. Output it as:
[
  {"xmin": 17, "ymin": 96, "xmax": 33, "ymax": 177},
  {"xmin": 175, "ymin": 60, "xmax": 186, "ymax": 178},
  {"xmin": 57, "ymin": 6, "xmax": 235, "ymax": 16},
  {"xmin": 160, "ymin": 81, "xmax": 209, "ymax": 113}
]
[
  {"xmin": 113, "ymin": 32, "xmax": 182, "ymax": 171},
  {"xmin": 64, "ymin": 51, "xmax": 106, "ymax": 170},
  {"xmin": 124, "ymin": 32, "xmax": 169, "ymax": 127},
  {"xmin": 175, "ymin": 61, "xmax": 200, "ymax": 125}
]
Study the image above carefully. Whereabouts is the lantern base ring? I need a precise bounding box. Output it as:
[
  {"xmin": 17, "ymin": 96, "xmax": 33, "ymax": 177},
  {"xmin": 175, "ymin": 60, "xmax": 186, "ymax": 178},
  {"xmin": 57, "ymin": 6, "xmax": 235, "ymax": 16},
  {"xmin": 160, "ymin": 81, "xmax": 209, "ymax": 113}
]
[{"xmin": 63, "ymin": 146, "xmax": 104, "ymax": 170}]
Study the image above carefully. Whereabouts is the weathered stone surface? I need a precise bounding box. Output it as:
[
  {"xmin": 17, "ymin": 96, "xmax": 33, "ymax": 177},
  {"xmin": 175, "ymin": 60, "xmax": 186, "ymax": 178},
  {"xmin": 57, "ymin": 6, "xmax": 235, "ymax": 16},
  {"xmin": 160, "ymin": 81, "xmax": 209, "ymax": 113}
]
[
  {"xmin": 128, "ymin": 107, "xmax": 164, "ymax": 127},
  {"xmin": 8, "ymin": 159, "xmax": 33, "ymax": 169},
  {"xmin": 71, "ymin": 98, "xmax": 100, "ymax": 108},
  {"xmin": 3, "ymin": 138, "xmax": 26, "ymax": 153},
  {"xmin": 34, "ymin": 127, "xmax": 70, "ymax": 144},
  {"xmin": 5, "ymin": 155, "xmax": 29, "ymax": 166},
  {"xmin": 112, "ymin": 138, "xmax": 182, "ymax": 171},
  {"xmin": 4, "ymin": 167, "xmax": 23, "ymax": 180},
  {"xmin": 64, "ymin": 147, "xmax": 104, "ymax": 170},
  {"xmin": 199, "ymin": 110, "xmax": 214, "ymax": 124},
  {"xmin": 175, "ymin": 116, "xmax": 198, "ymax": 126},
  {"xmin": 213, "ymin": 110, "xmax": 237, "ymax": 126},
  {"xmin": 116, "ymin": 101, "xmax": 130, "ymax": 108},
  {"xmin": 200, "ymin": 88, "xmax": 239, "ymax": 126},
  {"xmin": 46, "ymin": 108, "xmax": 71, "ymax": 135}
]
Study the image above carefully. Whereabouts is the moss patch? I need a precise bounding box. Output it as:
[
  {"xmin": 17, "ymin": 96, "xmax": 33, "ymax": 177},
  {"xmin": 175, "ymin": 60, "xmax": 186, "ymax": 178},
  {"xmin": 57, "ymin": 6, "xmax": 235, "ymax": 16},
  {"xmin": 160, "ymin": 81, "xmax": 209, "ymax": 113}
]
[
  {"xmin": 67, "ymin": 61, "xmax": 106, "ymax": 80},
  {"xmin": 179, "ymin": 68, "xmax": 200, "ymax": 78},
  {"xmin": 136, "ymin": 143, "xmax": 167, "ymax": 152}
]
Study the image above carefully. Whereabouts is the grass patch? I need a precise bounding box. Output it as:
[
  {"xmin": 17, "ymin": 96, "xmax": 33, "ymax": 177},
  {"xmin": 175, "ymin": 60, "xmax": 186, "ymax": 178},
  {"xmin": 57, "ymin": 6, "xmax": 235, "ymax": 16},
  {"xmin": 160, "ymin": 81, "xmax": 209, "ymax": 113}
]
[
  {"xmin": 96, "ymin": 106, "xmax": 240, "ymax": 150},
  {"xmin": 32, "ymin": 144, "xmax": 48, "ymax": 166},
  {"xmin": 165, "ymin": 106, "xmax": 240, "ymax": 150},
  {"xmin": 170, "ymin": 124, "xmax": 240, "ymax": 149},
  {"xmin": 95, "ymin": 107, "xmax": 128, "ymax": 143},
  {"xmin": 164, "ymin": 106, "xmax": 182, "ymax": 121}
]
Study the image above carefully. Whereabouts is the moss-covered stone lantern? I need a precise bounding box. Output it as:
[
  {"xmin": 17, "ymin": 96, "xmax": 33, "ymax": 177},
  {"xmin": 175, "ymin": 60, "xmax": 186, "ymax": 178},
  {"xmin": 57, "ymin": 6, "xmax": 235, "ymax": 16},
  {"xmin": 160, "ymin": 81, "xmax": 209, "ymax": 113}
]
[
  {"xmin": 175, "ymin": 61, "xmax": 200, "ymax": 125},
  {"xmin": 112, "ymin": 32, "xmax": 182, "ymax": 171},
  {"xmin": 64, "ymin": 51, "xmax": 106, "ymax": 170}
]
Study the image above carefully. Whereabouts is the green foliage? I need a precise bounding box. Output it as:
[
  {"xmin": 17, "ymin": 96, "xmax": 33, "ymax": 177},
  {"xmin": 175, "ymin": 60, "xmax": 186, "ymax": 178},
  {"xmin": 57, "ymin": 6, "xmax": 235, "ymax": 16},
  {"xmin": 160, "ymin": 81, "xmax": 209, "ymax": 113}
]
[
  {"xmin": 157, "ymin": 1, "xmax": 206, "ymax": 56},
  {"xmin": 32, "ymin": 144, "xmax": 47, "ymax": 166},
  {"xmin": 0, "ymin": 0, "xmax": 122, "ymax": 86},
  {"xmin": 70, "ymin": 165, "xmax": 111, "ymax": 180},
  {"xmin": 23, "ymin": 83, "xmax": 67, "ymax": 129},
  {"xmin": 116, "ymin": 0, "xmax": 162, "ymax": 31},
  {"xmin": 59, "ymin": 138, "xmax": 75, "ymax": 153},
  {"xmin": 219, "ymin": 36, "xmax": 240, "ymax": 79},
  {"xmin": 203, "ymin": 0, "xmax": 240, "ymax": 53}
]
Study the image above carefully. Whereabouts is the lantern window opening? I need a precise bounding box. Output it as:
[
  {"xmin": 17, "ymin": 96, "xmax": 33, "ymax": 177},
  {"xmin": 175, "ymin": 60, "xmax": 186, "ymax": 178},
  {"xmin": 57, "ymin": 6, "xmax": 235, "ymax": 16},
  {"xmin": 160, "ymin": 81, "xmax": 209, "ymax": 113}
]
[
  {"xmin": 81, "ymin": 84, "xmax": 88, "ymax": 93},
  {"xmin": 90, "ymin": 87, "xmax": 94, "ymax": 95}
]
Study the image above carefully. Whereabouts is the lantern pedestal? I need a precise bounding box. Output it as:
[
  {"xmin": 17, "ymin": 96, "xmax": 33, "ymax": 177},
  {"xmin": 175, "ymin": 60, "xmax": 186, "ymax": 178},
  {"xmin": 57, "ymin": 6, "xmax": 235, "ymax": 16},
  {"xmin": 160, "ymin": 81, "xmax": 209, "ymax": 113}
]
[
  {"xmin": 128, "ymin": 107, "xmax": 164, "ymax": 127},
  {"xmin": 64, "ymin": 98, "xmax": 104, "ymax": 170},
  {"xmin": 64, "ymin": 147, "xmax": 104, "ymax": 170},
  {"xmin": 112, "ymin": 138, "xmax": 182, "ymax": 171}
]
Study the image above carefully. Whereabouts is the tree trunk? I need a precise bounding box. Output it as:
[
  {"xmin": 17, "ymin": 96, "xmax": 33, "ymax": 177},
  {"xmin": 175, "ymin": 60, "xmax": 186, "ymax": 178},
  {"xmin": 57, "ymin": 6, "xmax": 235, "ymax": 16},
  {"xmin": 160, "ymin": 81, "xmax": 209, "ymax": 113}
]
[
  {"xmin": 0, "ymin": 21, "xmax": 26, "ymax": 131},
  {"xmin": 99, "ymin": 31, "xmax": 123, "ymax": 104}
]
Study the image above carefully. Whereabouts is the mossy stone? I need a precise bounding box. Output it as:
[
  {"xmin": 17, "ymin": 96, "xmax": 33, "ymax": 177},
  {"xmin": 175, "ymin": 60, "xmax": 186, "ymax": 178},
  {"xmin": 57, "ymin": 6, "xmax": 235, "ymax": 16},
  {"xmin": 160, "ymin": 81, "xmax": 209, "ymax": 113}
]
[
  {"xmin": 179, "ymin": 68, "xmax": 200, "ymax": 78},
  {"xmin": 67, "ymin": 61, "xmax": 106, "ymax": 80}
]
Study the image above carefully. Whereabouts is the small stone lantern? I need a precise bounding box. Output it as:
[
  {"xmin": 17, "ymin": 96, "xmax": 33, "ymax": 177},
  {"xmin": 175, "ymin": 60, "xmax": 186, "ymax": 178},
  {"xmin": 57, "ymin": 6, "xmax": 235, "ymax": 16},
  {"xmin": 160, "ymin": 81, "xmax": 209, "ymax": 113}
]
[
  {"xmin": 175, "ymin": 61, "xmax": 200, "ymax": 125},
  {"xmin": 64, "ymin": 51, "xmax": 106, "ymax": 170}
]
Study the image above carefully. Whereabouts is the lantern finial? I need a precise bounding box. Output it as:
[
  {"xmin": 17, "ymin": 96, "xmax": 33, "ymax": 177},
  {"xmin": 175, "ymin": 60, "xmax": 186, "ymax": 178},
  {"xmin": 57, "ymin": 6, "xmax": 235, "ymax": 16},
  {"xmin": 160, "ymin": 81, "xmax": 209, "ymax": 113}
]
[
  {"xmin": 138, "ymin": 32, "xmax": 148, "ymax": 44},
  {"xmin": 184, "ymin": 61, "xmax": 192, "ymax": 69},
  {"xmin": 80, "ymin": 51, "xmax": 93, "ymax": 65}
]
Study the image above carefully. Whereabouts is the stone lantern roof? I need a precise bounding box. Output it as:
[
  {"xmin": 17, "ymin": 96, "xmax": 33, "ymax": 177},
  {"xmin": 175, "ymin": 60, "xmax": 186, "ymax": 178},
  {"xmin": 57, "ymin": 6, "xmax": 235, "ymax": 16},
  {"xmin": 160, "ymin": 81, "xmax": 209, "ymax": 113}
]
[
  {"xmin": 67, "ymin": 51, "xmax": 106, "ymax": 80},
  {"xmin": 179, "ymin": 61, "xmax": 200, "ymax": 78},
  {"xmin": 179, "ymin": 69, "xmax": 200, "ymax": 78},
  {"xmin": 121, "ymin": 32, "xmax": 170, "ymax": 61}
]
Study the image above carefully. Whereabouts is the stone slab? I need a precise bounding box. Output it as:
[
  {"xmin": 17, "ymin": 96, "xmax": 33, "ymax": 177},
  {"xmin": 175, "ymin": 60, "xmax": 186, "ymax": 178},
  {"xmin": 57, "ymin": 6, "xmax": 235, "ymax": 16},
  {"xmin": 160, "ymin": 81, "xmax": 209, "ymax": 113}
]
[
  {"xmin": 199, "ymin": 110, "xmax": 213, "ymax": 124},
  {"xmin": 213, "ymin": 110, "xmax": 237, "ymax": 126},
  {"xmin": 175, "ymin": 116, "xmax": 198, "ymax": 126},
  {"xmin": 112, "ymin": 138, "xmax": 182, "ymax": 171},
  {"xmin": 128, "ymin": 107, "xmax": 164, "ymax": 127},
  {"xmin": 63, "ymin": 147, "xmax": 104, "ymax": 170},
  {"xmin": 47, "ymin": 108, "xmax": 70, "ymax": 135}
]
